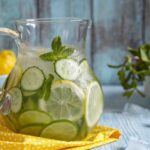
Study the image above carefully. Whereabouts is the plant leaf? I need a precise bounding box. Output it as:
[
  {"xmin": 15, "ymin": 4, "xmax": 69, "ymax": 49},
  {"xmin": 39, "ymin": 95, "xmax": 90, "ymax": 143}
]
[
  {"xmin": 51, "ymin": 36, "xmax": 62, "ymax": 52},
  {"xmin": 136, "ymin": 89, "xmax": 145, "ymax": 97},
  {"xmin": 40, "ymin": 36, "xmax": 75, "ymax": 62},
  {"xmin": 118, "ymin": 69, "xmax": 125, "ymax": 81},
  {"xmin": 108, "ymin": 64, "xmax": 123, "ymax": 68},
  {"xmin": 43, "ymin": 74, "xmax": 54, "ymax": 100},
  {"xmin": 128, "ymin": 47, "xmax": 139, "ymax": 56},
  {"xmin": 40, "ymin": 52, "xmax": 58, "ymax": 61},
  {"xmin": 62, "ymin": 48, "xmax": 74, "ymax": 56},
  {"xmin": 123, "ymin": 90, "xmax": 134, "ymax": 98},
  {"xmin": 140, "ymin": 48, "xmax": 150, "ymax": 62}
]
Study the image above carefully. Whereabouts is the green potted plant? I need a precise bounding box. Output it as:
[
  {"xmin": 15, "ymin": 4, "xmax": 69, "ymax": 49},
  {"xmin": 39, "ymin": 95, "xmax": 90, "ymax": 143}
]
[{"xmin": 108, "ymin": 44, "xmax": 150, "ymax": 98}]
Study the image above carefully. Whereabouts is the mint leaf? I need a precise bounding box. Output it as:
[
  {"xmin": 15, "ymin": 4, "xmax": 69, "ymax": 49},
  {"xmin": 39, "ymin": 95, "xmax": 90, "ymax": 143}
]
[
  {"xmin": 140, "ymin": 48, "xmax": 150, "ymax": 62},
  {"xmin": 40, "ymin": 36, "xmax": 75, "ymax": 62},
  {"xmin": 40, "ymin": 52, "xmax": 58, "ymax": 61},
  {"xmin": 40, "ymin": 52, "xmax": 67, "ymax": 61},
  {"xmin": 109, "ymin": 43, "xmax": 150, "ymax": 98},
  {"xmin": 61, "ymin": 48, "xmax": 74, "ymax": 56},
  {"xmin": 52, "ymin": 36, "xmax": 62, "ymax": 52},
  {"xmin": 136, "ymin": 89, "xmax": 145, "ymax": 97},
  {"xmin": 43, "ymin": 74, "xmax": 54, "ymax": 101},
  {"xmin": 123, "ymin": 90, "xmax": 133, "ymax": 98},
  {"xmin": 128, "ymin": 47, "xmax": 139, "ymax": 56},
  {"xmin": 118, "ymin": 69, "xmax": 125, "ymax": 82}
]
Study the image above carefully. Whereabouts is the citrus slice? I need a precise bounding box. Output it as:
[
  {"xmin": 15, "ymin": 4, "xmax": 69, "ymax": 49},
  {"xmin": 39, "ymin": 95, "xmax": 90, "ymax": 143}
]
[
  {"xmin": 47, "ymin": 80, "xmax": 84, "ymax": 121},
  {"xmin": 75, "ymin": 60, "xmax": 96, "ymax": 89},
  {"xmin": 0, "ymin": 50, "xmax": 16, "ymax": 75},
  {"xmin": 40, "ymin": 120, "xmax": 78, "ymax": 141},
  {"xmin": 85, "ymin": 81, "xmax": 104, "ymax": 128}
]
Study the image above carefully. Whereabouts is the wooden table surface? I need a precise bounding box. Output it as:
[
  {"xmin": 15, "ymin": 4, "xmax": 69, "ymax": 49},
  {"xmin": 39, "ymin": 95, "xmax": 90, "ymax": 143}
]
[
  {"xmin": 95, "ymin": 111, "xmax": 150, "ymax": 150},
  {"xmin": 94, "ymin": 86, "xmax": 150, "ymax": 150}
]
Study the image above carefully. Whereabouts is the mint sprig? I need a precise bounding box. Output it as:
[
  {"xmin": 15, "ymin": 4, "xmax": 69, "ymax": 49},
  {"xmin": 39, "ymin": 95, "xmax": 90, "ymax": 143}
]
[
  {"xmin": 108, "ymin": 44, "xmax": 150, "ymax": 98},
  {"xmin": 40, "ymin": 36, "xmax": 74, "ymax": 61}
]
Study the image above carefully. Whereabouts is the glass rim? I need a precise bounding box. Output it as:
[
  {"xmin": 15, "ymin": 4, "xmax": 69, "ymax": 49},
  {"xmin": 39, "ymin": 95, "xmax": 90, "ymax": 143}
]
[{"xmin": 15, "ymin": 17, "xmax": 90, "ymax": 24}]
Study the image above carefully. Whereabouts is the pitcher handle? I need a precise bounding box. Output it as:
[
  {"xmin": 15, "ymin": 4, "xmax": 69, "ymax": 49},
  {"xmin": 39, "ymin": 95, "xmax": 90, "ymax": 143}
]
[
  {"xmin": 0, "ymin": 28, "xmax": 19, "ymax": 38},
  {"xmin": 0, "ymin": 28, "xmax": 20, "ymax": 115}
]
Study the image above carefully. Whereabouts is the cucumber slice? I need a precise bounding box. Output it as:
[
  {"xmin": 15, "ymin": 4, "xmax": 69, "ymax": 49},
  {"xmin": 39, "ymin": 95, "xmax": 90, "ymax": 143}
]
[
  {"xmin": 55, "ymin": 59, "xmax": 79, "ymax": 80},
  {"xmin": 9, "ymin": 87, "xmax": 22, "ymax": 113},
  {"xmin": 19, "ymin": 110, "xmax": 51, "ymax": 126},
  {"xmin": 22, "ymin": 90, "xmax": 37, "ymax": 97},
  {"xmin": 42, "ymin": 74, "xmax": 54, "ymax": 100},
  {"xmin": 21, "ymin": 66, "xmax": 45, "ymax": 91},
  {"xmin": 19, "ymin": 125, "xmax": 43, "ymax": 136},
  {"xmin": 6, "ymin": 64, "xmax": 22, "ymax": 90},
  {"xmin": 40, "ymin": 120, "xmax": 78, "ymax": 141}
]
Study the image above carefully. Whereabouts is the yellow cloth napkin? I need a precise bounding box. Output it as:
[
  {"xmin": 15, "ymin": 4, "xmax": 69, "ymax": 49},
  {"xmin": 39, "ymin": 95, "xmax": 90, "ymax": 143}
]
[{"xmin": 0, "ymin": 115, "xmax": 121, "ymax": 150}]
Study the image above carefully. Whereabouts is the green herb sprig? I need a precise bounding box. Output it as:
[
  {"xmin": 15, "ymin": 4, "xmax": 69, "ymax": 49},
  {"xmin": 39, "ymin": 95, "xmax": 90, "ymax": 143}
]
[
  {"xmin": 108, "ymin": 44, "xmax": 150, "ymax": 98},
  {"xmin": 40, "ymin": 36, "xmax": 74, "ymax": 61}
]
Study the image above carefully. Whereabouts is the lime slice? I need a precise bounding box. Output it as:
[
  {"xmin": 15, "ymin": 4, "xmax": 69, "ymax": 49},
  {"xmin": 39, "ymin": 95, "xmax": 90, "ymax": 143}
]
[
  {"xmin": 47, "ymin": 80, "xmax": 84, "ymax": 121},
  {"xmin": 75, "ymin": 60, "xmax": 96, "ymax": 89},
  {"xmin": 20, "ymin": 125, "xmax": 43, "ymax": 136},
  {"xmin": 40, "ymin": 120, "xmax": 78, "ymax": 141},
  {"xmin": 85, "ymin": 81, "xmax": 104, "ymax": 128}
]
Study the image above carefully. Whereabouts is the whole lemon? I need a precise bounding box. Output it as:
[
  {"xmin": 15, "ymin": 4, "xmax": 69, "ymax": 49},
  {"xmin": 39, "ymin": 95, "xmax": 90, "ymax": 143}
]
[{"xmin": 0, "ymin": 50, "xmax": 16, "ymax": 75}]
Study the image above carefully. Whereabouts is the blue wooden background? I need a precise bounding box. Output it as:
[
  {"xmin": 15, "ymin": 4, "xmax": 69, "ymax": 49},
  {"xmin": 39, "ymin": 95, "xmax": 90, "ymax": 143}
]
[{"xmin": 0, "ymin": 0, "xmax": 149, "ymax": 85}]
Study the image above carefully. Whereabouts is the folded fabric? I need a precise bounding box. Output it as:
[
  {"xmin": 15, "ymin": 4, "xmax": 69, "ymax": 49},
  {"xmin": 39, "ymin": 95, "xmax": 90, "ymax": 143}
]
[{"xmin": 0, "ymin": 115, "xmax": 121, "ymax": 150}]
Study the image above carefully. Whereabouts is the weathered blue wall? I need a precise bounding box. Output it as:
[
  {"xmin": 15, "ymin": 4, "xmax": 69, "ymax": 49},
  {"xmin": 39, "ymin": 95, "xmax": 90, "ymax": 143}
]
[{"xmin": 0, "ymin": 0, "xmax": 148, "ymax": 85}]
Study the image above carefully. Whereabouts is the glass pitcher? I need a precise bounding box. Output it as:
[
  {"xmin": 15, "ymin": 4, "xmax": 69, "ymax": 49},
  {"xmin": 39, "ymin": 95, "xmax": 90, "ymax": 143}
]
[{"xmin": 0, "ymin": 18, "xmax": 104, "ymax": 141}]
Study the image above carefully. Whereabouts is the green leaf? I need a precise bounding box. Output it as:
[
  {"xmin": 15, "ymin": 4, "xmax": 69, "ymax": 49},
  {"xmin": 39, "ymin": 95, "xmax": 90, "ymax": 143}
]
[
  {"xmin": 51, "ymin": 36, "xmax": 62, "ymax": 52},
  {"xmin": 136, "ymin": 89, "xmax": 145, "ymax": 97},
  {"xmin": 40, "ymin": 36, "xmax": 75, "ymax": 62},
  {"xmin": 61, "ymin": 48, "xmax": 74, "ymax": 56},
  {"xmin": 128, "ymin": 47, "xmax": 139, "ymax": 56},
  {"xmin": 109, "ymin": 43, "xmax": 150, "ymax": 98},
  {"xmin": 140, "ymin": 48, "xmax": 150, "ymax": 62},
  {"xmin": 131, "ymin": 79, "xmax": 137, "ymax": 88},
  {"xmin": 40, "ymin": 52, "xmax": 58, "ymax": 61},
  {"xmin": 123, "ymin": 90, "xmax": 134, "ymax": 98},
  {"xmin": 118, "ymin": 69, "xmax": 125, "ymax": 81},
  {"xmin": 108, "ymin": 64, "xmax": 123, "ymax": 68},
  {"xmin": 43, "ymin": 74, "xmax": 54, "ymax": 101}
]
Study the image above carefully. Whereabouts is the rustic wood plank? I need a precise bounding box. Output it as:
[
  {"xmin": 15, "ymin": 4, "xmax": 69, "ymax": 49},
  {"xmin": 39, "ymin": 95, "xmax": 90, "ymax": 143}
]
[
  {"xmin": 37, "ymin": 0, "xmax": 92, "ymax": 64},
  {"xmin": 92, "ymin": 0, "xmax": 144, "ymax": 84},
  {"xmin": 0, "ymin": 0, "xmax": 37, "ymax": 51},
  {"xmin": 145, "ymin": 0, "xmax": 150, "ymax": 43}
]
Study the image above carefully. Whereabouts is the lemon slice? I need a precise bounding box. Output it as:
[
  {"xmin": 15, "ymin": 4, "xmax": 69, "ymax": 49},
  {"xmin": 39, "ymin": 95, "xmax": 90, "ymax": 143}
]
[
  {"xmin": 47, "ymin": 80, "xmax": 85, "ymax": 121},
  {"xmin": 0, "ymin": 50, "xmax": 16, "ymax": 75},
  {"xmin": 85, "ymin": 81, "xmax": 104, "ymax": 128},
  {"xmin": 75, "ymin": 60, "xmax": 96, "ymax": 90}
]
